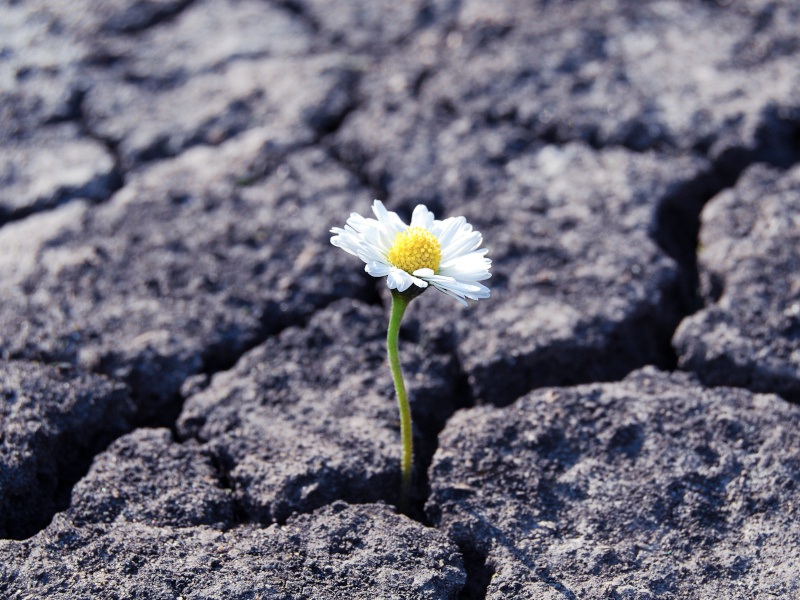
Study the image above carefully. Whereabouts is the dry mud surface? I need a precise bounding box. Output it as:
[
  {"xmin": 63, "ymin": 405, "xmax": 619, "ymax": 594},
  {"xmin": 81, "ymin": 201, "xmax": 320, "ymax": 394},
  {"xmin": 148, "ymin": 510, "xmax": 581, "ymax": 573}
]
[{"xmin": 1, "ymin": 1, "xmax": 799, "ymax": 598}]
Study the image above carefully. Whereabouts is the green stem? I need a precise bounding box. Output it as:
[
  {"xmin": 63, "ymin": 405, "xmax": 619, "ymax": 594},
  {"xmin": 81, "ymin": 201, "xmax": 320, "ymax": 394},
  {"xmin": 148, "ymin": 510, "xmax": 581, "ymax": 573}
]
[{"xmin": 387, "ymin": 289, "xmax": 413, "ymax": 509}]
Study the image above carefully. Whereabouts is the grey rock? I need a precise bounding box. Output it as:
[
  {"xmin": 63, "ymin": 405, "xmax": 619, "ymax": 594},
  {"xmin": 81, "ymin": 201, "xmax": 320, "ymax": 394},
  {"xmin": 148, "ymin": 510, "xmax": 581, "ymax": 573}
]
[
  {"xmin": 0, "ymin": 137, "xmax": 372, "ymax": 419},
  {"xmin": 337, "ymin": 0, "xmax": 800, "ymax": 193},
  {"xmin": 69, "ymin": 428, "xmax": 234, "ymax": 528},
  {"xmin": 427, "ymin": 367, "xmax": 800, "ymax": 599},
  {"xmin": 178, "ymin": 299, "xmax": 462, "ymax": 522},
  {"xmin": 0, "ymin": 3, "xmax": 104, "ymax": 219},
  {"xmin": 91, "ymin": 0, "xmax": 314, "ymax": 82},
  {"xmin": 398, "ymin": 142, "xmax": 715, "ymax": 406},
  {"xmin": 0, "ymin": 360, "xmax": 132, "ymax": 540},
  {"xmin": 27, "ymin": 0, "xmax": 194, "ymax": 37},
  {"xmin": 0, "ymin": 3, "xmax": 87, "ymax": 132},
  {"xmin": 0, "ymin": 502, "xmax": 465, "ymax": 599},
  {"xmin": 84, "ymin": 53, "xmax": 359, "ymax": 169},
  {"xmin": 2, "ymin": 0, "xmax": 800, "ymax": 595},
  {"xmin": 674, "ymin": 163, "xmax": 800, "ymax": 401},
  {"xmin": 287, "ymin": 0, "xmax": 456, "ymax": 53},
  {"xmin": 0, "ymin": 123, "xmax": 117, "ymax": 222}
]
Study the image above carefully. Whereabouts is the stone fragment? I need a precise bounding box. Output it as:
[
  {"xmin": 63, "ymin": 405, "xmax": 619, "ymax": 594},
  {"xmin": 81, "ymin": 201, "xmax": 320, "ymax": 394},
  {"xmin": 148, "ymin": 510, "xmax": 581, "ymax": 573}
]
[
  {"xmin": 286, "ymin": 0, "xmax": 453, "ymax": 52},
  {"xmin": 0, "ymin": 138, "xmax": 372, "ymax": 419},
  {"xmin": 427, "ymin": 368, "xmax": 800, "ymax": 599},
  {"xmin": 338, "ymin": 0, "xmax": 800, "ymax": 197},
  {"xmin": 92, "ymin": 0, "xmax": 314, "ymax": 82},
  {"xmin": 0, "ymin": 361, "xmax": 132, "ymax": 540},
  {"xmin": 0, "ymin": 124, "xmax": 117, "ymax": 222},
  {"xmin": 0, "ymin": 3, "xmax": 87, "ymax": 131},
  {"xmin": 0, "ymin": 3, "xmax": 107, "ymax": 220},
  {"xmin": 26, "ymin": 0, "xmax": 194, "ymax": 37},
  {"xmin": 84, "ymin": 54, "xmax": 358, "ymax": 169},
  {"xmin": 0, "ymin": 503, "xmax": 465, "ymax": 599},
  {"xmin": 178, "ymin": 299, "xmax": 462, "ymax": 522},
  {"xmin": 400, "ymin": 142, "xmax": 715, "ymax": 406},
  {"xmin": 674, "ymin": 163, "xmax": 800, "ymax": 401},
  {"xmin": 69, "ymin": 428, "xmax": 234, "ymax": 528}
]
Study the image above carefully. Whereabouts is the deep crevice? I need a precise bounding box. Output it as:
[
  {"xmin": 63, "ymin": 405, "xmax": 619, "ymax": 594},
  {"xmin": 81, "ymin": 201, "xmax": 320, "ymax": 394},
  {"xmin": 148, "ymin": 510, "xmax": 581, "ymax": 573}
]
[
  {"xmin": 402, "ymin": 322, "xmax": 477, "ymax": 524},
  {"xmin": 653, "ymin": 105, "xmax": 800, "ymax": 355},
  {"xmin": 75, "ymin": 89, "xmax": 128, "ymax": 201},
  {"xmin": 273, "ymin": 0, "xmax": 322, "ymax": 35},
  {"xmin": 462, "ymin": 281, "xmax": 685, "ymax": 409},
  {"xmin": 456, "ymin": 542, "xmax": 494, "ymax": 600},
  {"xmin": 2, "ymin": 424, "xmax": 128, "ymax": 541},
  {"xmin": 325, "ymin": 141, "xmax": 391, "ymax": 205},
  {"xmin": 100, "ymin": 0, "xmax": 199, "ymax": 35},
  {"xmin": 203, "ymin": 447, "xmax": 250, "ymax": 529},
  {"xmin": 6, "ymin": 286, "xmax": 378, "ymax": 540},
  {"xmin": 652, "ymin": 162, "xmax": 731, "ymax": 323},
  {"xmin": 169, "ymin": 281, "xmax": 381, "ymax": 414},
  {"xmin": 164, "ymin": 288, "xmax": 475, "ymax": 532},
  {"xmin": 0, "ymin": 88, "xmax": 125, "ymax": 230}
]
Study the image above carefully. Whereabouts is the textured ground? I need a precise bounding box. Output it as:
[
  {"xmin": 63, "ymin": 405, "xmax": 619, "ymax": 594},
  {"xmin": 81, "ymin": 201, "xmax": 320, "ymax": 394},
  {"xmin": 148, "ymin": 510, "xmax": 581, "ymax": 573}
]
[{"xmin": 1, "ymin": 1, "xmax": 799, "ymax": 598}]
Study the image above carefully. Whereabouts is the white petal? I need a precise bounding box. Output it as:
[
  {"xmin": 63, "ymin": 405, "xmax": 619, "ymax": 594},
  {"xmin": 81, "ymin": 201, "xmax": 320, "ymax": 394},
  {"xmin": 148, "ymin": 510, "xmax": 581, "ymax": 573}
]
[
  {"xmin": 365, "ymin": 261, "xmax": 392, "ymax": 277},
  {"xmin": 344, "ymin": 212, "xmax": 369, "ymax": 233},
  {"xmin": 387, "ymin": 268, "xmax": 413, "ymax": 292},
  {"xmin": 428, "ymin": 274, "xmax": 490, "ymax": 301},
  {"xmin": 357, "ymin": 236, "xmax": 390, "ymax": 264},
  {"xmin": 409, "ymin": 275, "xmax": 429, "ymax": 288},
  {"xmin": 330, "ymin": 228, "xmax": 362, "ymax": 257},
  {"xmin": 430, "ymin": 216, "xmax": 467, "ymax": 247},
  {"xmin": 410, "ymin": 204, "xmax": 435, "ymax": 230},
  {"xmin": 440, "ymin": 228, "xmax": 483, "ymax": 263},
  {"xmin": 429, "ymin": 277, "xmax": 482, "ymax": 294},
  {"xmin": 432, "ymin": 283, "xmax": 470, "ymax": 306},
  {"xmin": 362, "ymin": 220, "xmax": 394, "ymax": 255},
  {"xmin": 439, "ymin": 252, "xmax": 492, "ymax": 281},
  {"xmin": 372, "ymin": 200, "xmax": 407, "ymax": 236}
]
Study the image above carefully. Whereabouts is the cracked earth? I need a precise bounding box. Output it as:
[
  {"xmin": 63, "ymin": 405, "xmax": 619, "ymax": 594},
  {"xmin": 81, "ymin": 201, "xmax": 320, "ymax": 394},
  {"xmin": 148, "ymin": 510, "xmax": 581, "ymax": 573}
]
[{"xmin": 1, "ymin": 1, "xmax": 800, "ymax": 598}]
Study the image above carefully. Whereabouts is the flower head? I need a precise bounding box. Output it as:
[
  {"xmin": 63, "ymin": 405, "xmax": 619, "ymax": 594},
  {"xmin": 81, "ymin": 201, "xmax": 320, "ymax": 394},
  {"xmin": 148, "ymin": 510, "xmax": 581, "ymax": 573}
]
[{"xmin": 331, "ymin": 200, "xmax": 491, "ymax": 305}]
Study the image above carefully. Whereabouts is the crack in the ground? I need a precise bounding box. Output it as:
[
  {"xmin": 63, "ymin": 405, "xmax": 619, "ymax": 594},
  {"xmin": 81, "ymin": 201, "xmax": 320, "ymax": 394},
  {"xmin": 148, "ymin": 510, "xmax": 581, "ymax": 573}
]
[
  {"xmin": 653, "ymin": 108, "xmax": 800, "ymax": 365},
  {"xmin": 325, "ymin": 140, "xmax": 391, "ymax": 203},
  {"xmin": 456, "ymin": 541, "xmax": 494, "ymax": 600},
  {"xmin": 0, "ymin": 89, "xmax": 125, "ymax": 230},
  {"xmin": 5, "ymin": 290, "xmax": 380, "ymax": 540},
  {"xmin": 202, "ymin": 445, "xmax": 250, "ymax": 529},
  {"xmin": 271, "ymin": 0, "xmax": 322, "ymax": 36},
  {"xmin": 5, "ymin": 4, "xmax": 800, "ymax": 587},
  {"xmin": 75, "ymin": 88, "xmax": 128, "ymax": 200},
  {"xmin": 402, "ymin": 320, "xmax": 477, "ymax": 524},
  {"xmin": 3, "ymin": 410, "xmax": 129, "ymax": 541},
  {"xmin": 101, "ymin": 0, "xmax": 200, "ymax": 35}
]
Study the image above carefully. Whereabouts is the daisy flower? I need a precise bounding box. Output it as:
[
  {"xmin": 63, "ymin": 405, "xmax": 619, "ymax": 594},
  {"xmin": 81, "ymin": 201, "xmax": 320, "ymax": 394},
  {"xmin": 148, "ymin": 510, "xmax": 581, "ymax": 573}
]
[
  {"xmin": 330, "ymin": 200, "xmax": 491, "ymax": 305},
  {"xmin": 330, "ymin": 200, "xmax": 491, "ymax": 509}
]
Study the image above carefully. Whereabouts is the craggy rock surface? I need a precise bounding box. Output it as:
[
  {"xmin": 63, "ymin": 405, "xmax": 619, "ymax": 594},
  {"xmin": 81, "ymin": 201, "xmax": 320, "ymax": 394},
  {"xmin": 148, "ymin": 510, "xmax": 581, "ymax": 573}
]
[
  {"xmin": 67, "ymin": 428, "xmax": 235, "ymax": 529},
  {"xmin": 0, "ymin": 124, "xmax": 117, "ymax": 222},
  {"xmin": 178, "ymin": 299, "xmax": 462, "ymax": 521},
  {"xmin": 674, "ymin": 163, "xmax": 800, "ymax": 402},
  {"xmin": 0, "ymin": 361, "xmax": 131, "ymax": 539},
  {"xmin": 2, "ymin": 427, "xmax": 466, "ymax": 597},
  {"xmin": 2, "ymin": 0, "xmax": 800, "ymax": 596},
  {"xmin": 336, "ymin": 0, "xmax": 800, "ymax": 200},
  {"xmin": 0, "ymin": 503, "xmax": 465, "ymax": 599},
  {"xmin": 428, "ymin": 368, "xmax": 800, "ymax": 599},
  {"xmin": 406, "ymin": 143, "xmax": 716, "ymax": 406},
  {"xmin": 0, "ymin": 140, "xmax": 373, "ymax": 419}
]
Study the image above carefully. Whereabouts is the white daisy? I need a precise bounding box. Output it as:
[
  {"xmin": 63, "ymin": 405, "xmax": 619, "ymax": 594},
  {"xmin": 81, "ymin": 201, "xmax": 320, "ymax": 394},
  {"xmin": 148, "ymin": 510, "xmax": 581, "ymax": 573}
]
[{"xmin": 331, "ymin": 200, "xmax": 491, "ymax": 306}]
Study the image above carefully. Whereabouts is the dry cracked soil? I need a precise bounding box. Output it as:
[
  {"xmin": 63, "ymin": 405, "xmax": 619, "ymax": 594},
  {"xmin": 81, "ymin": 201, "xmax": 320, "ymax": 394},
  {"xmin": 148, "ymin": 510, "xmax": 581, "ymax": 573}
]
[{"xmin": 1, "ymin": 1, "xmax": 800, "ymax": 599}]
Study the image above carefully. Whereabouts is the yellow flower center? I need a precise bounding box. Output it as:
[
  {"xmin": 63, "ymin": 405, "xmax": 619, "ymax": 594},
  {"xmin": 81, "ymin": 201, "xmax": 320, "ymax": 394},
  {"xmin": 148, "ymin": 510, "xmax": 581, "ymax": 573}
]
[{"xmin": 387, "ymin": 226, "xmax": 442, "ymax": 274}]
